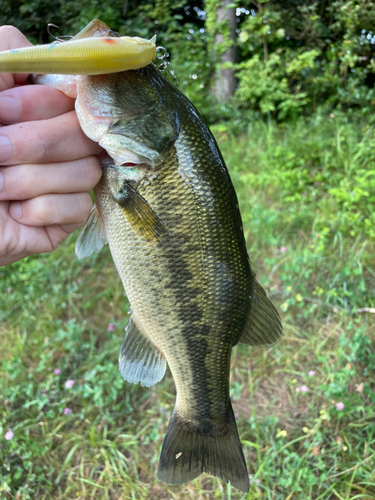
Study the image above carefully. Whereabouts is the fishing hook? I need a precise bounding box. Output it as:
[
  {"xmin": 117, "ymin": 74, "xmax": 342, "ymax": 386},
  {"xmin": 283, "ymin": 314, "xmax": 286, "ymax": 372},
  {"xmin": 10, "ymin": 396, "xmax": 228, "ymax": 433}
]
[
  {"xmin": 155, "ymin": 46, "xmax": 179, "ymax": 83},
  {"xmin": 47, "ymin": 23, "xmax": 73, "ymax": 43},
  {"xmin": 156, "ymin": 46, "xmax": 170, "ymax": 70}
]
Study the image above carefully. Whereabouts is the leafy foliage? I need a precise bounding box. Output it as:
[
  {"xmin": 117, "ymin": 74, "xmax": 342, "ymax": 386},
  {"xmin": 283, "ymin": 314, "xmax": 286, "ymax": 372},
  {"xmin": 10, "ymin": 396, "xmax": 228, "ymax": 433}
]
[
  {"xmin": 3, "ymin": 0, "xmax": 375, "ymax": 119},
  {"xmin": 236, "ymin": 0, "xmax": 375, "ymax": 118}
]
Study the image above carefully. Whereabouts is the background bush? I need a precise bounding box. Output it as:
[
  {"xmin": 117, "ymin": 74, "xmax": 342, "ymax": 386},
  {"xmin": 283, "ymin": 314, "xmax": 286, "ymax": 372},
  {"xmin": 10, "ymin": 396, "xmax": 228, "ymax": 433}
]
[{"xmin": 2, "ymin": 0, "xmax": 375, "ymax": 119}]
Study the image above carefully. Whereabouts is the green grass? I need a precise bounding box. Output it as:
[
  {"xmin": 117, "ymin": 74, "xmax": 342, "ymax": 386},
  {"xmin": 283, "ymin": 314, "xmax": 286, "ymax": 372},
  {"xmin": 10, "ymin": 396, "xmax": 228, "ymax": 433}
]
[{"xmin": 1, "ymin": 113, "xmax": 375, "ymax": 499}]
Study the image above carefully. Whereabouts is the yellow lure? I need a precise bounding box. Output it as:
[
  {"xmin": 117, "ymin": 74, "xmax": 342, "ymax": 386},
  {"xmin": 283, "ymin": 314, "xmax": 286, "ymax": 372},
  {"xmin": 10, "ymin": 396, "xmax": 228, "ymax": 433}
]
[{"xmin": 0, "ymin": 20, "xmax": 156, "ymax": 75}]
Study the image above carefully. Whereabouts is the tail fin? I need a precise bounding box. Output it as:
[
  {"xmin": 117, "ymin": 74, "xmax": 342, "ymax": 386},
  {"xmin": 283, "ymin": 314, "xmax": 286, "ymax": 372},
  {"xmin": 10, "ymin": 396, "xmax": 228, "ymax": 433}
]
[{"xmin": 157, "ymin": 405, "xmax": 250, "ymax": 493}]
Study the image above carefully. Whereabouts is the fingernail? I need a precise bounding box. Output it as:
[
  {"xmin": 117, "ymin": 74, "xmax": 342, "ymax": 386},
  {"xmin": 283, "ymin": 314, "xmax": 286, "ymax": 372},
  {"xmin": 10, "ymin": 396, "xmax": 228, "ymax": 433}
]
[
  {"xmin": 0, "ymin": 95, "xmax": 20, "ymax": 123},
  {"xmin": 0, "ymin": 136, "xmax": 12, "ymax": 163},
  {"xmin": 10, "ymin": 201, "xmax": 22, "ymax": 219}
]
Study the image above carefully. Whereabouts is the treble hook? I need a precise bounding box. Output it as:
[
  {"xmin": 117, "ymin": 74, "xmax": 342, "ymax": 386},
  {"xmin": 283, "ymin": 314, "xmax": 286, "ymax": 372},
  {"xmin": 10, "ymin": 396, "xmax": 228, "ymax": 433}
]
[
  {"xmin": 155, "ymin": 46, "xmax": 179, "ymax": 83},
  {"xmin": 47, "ymin": 23, "xmax": 73, "ymax": 43},
  {"xmin": 156, "ymin": 46, "xmax": 170, "ymax": 70}
]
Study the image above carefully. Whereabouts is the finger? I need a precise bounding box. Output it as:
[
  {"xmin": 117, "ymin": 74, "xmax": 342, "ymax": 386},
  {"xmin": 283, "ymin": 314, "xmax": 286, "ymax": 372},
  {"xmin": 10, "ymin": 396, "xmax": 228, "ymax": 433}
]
[
  {"xmin": 0, "ymin": 156, "xmax": 102, "ymax": 200},
  {"xmin": 1, "ymin": 218, "xmax": 73, "ymax": 267},
  {"xmin": 0, "ymin": 85, "xmax": 75, "ymax": 124},
  {"xmin": 0, "ymin": 26, "xmax": 32, "ymax": 52},
  {"xmin": 59, "ymin": 222, "xmax": 87, "ymax": 233},
  {"xmin": 0, "ymin": 110, "xmax": 102, "ymax": 165},
  {"xmin": 0, "ymin": 26, "xmax": 33, "ymax": 90},
  {"xmin": 8, "ymin": 192, "xmax": 93, "ymax": 227}
]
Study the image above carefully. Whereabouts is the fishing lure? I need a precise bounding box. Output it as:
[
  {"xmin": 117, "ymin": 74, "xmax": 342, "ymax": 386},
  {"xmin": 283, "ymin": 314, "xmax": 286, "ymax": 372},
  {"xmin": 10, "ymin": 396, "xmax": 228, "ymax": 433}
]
[{"xmin": 0, "ymin": 19, "xmax": 156, "ymax": 75}]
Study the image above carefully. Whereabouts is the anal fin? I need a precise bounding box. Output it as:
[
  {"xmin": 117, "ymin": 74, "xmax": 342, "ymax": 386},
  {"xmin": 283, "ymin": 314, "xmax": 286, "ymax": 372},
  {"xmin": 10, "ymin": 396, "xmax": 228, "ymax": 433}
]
[
  {"xmin": 119, "ymin": 314, "xmax": 166, "ymax": 387},
  {"xmin": 238, "ymin": 279, "xmax": 282, "ymax": 346}
]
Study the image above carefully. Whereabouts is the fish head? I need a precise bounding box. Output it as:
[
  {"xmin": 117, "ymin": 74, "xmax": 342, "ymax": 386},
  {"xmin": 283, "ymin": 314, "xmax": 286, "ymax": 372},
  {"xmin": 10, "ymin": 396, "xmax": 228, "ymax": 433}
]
[
  {"xmin": 77, "ymin": 67, "xmax": 179, "ymax": 167},
  {"xmin": 79, "ymin": 68, "xmax": 160, "ymax": 118}
]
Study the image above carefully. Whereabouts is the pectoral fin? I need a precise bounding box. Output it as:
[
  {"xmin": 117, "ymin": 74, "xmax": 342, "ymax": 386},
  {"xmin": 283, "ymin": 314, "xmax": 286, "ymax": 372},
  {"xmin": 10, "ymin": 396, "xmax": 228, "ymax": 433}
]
[
  {"xmin": 237, "ymin": 279, "xmax": 282, "ymax": 346},
  {"xmin": 119, "ymin": 314, "xmax": 166, "ymax": 387},
  {"xmin": 75, "ymin": 204, "xmax": 108, "ymax": 260},
  {"xmin": 112, "ymin": 180, "xmax": 170, "ymax": 244}
]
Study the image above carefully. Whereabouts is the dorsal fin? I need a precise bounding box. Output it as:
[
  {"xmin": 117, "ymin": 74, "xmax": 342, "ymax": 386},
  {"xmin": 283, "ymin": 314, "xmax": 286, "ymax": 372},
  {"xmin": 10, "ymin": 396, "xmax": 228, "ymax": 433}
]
[{"xmin": 238, "ymin": 279, "xmax": 282, "ymax": 346}]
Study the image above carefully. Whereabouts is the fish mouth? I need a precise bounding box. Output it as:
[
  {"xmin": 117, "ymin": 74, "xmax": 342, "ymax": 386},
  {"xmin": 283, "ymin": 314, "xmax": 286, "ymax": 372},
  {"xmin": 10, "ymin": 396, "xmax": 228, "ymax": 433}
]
[
  {"xmin": 97, "ymin": 152, "xmax": 151, "ymax": 171},
  {"xmin": 96, "ymin": 152, "xmax": 154, "ymax": 185}
]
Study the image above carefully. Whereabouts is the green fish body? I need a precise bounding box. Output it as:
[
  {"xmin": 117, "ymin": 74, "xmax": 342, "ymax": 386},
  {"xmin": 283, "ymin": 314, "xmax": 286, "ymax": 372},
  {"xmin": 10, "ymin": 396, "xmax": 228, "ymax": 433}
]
[
  {"xmin": 1, "ymin": 20, "xmax": 282, "ymax": 491},
  {"xmin": 74, "ymin": 66, "xmax": 282, "ymax": 492}
]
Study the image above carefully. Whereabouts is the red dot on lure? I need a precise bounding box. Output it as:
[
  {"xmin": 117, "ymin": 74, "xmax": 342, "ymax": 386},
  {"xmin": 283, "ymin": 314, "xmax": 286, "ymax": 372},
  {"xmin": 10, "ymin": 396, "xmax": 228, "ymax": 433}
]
[{"xmin": 103, "ymin": 38, "xmax": 117, "ymax": 44}]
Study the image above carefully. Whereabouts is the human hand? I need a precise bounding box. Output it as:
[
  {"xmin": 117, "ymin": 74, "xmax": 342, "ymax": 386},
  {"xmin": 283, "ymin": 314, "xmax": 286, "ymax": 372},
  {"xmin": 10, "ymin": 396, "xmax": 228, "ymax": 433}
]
[{"xmin": 0, "ymin": 26, "xmax": 103, "ymax": 267}]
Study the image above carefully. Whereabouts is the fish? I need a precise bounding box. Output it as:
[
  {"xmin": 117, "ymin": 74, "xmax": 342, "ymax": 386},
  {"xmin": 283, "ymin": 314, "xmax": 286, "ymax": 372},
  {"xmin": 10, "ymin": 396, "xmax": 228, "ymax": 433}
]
[{"xmin": 1, "ymin": 20, "xmax": 282, "ymax": 492}]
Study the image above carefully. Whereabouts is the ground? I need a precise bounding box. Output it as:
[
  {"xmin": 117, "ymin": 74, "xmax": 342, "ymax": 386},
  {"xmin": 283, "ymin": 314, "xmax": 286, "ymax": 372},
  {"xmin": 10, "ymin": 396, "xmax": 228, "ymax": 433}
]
[{"xmin": 1, "ymin": 113, "xmax": 374, "ymax": 499}]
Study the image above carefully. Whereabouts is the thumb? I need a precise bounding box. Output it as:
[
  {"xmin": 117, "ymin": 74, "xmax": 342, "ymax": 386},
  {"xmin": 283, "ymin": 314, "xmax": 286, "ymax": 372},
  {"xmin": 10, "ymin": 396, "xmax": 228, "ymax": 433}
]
[{"xmin": 0, "ymin": 25, "xmax": 33, "ymax": 91}]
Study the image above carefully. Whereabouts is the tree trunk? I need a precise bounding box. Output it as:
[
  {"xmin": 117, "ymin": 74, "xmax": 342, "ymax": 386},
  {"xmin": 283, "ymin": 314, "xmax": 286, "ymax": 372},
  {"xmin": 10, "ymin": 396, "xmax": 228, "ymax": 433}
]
[
  {"xmin": 211, "ymin": 0, "xmax": 236, "ymax": 102},
  {"xmin": 122, "ymin": 0, "xmax": 128, "ymax": 18}
]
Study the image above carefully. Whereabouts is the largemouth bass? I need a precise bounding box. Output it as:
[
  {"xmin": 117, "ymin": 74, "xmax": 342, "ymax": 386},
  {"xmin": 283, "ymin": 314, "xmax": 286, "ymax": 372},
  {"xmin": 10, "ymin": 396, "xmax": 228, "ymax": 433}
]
[{"xmin": 1, "ymin": 20, "xmax": 282, "ymax": 492}]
